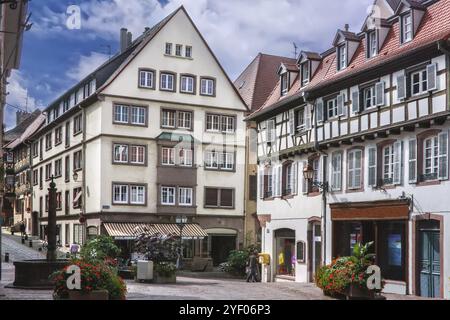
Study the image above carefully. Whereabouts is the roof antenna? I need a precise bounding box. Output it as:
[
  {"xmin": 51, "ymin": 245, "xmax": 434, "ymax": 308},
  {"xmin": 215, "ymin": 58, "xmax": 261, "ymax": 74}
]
[{"xmin": 292, "ymin": 42, "xmax": 298, "ymax": 59}]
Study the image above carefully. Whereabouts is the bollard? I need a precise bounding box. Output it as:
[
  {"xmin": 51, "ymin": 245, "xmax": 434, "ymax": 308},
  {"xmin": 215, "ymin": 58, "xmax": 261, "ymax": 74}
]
[
  {"xmin": 25, "ymin": 234, "xmax": 28, "ymax": 240},
  {"xmin": 29, "ymin": 240, "xmax": 33, "ymax": 248},
  {"xmin": 21, "ymin": 237, "xmax": 25, "ymax": 244},
  {"xmin": 5, "ymin": 253, "xmax": 9, "ymax": 263}
]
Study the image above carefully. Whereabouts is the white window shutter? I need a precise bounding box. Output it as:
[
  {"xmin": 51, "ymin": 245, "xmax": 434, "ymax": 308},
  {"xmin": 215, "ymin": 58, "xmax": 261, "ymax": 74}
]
[
  {"xmin": 302, "ymin": 161, "xmax": 308, "ymax": 194},
  {"xmin": 289, "ymin": 110, "xmax": 295, "ymax": 135},
  {"xmin": 397, "ymin": 74, "xmax": 406, "ymax": 100},
  {"xmin": 316, "ymin": 99, "xmax": 324, "ymax": 123},
  {"xmin": 337, "ymin": 94, "xmax": 344, "ymax": 116},
  {"xmin": 305, "ymin": 107, "xmax": 312, "ymax": 130},
  {"xmin": 278, "ymin": 165, "xmax": 282, "ymax": 196},
  {"xmin": 427, "ymin": 63, "xmax": 438, "ymax": 91},
  {"xmin": 292, "ymin": 162, "xmax": 298, "ymax": 194},
  {"xmin": 375, "ymin": 81, "xmax": 385, "ymax": 106},
  {"xmin": 408, "ymin": 139, "xmax": 417, "ymax": 183},
  {"xmin": 368, "ymin": 147, "xmax": 377, "ymax": 187},
  {"xmin": 438, "ymin": 131, "xmax": 448, "ymax": 180},
  {"xmin": 258, "ymin": 168, "xmax": 265, "ymax": 199},
  {"xmin": 351, "ymin": 90, "xmax": 360, "ymax": 114},
  {"xmin": 393, "ymin": 141, "xmax": 402, "ymax": 185}
]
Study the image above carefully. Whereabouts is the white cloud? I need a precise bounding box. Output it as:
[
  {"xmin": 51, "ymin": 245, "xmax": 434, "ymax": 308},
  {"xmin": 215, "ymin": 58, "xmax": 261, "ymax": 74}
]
[
  {"xmin": 66, "ymin": 51, "xmax": 109, "ymax": 82},
  {"xmin": 4, "ymin": 71, "xmax": 42, "ymax": 129},
  {"xmin": 34, "ymin": 0, "xmax": 375, "ymax": 79}
]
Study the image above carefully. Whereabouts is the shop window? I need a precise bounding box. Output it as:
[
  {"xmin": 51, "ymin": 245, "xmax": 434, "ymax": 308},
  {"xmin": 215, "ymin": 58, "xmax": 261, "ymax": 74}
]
[{"xmin": 296, "ymin": 241, "xmax": 306, "ymax": 263}]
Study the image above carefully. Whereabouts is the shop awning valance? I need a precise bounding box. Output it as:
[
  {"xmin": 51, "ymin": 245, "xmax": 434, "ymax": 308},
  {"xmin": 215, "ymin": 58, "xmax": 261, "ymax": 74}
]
[
  {"xmin": 103, "ymin": 222, "xmax": 208, "ymax": 240},
  {"xmin": 330, "ymin": 199, "xmax": 410, "ymax": 221}
]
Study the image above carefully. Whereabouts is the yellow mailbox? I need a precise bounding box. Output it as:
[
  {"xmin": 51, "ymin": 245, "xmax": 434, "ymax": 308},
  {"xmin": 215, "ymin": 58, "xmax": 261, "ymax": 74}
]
[{"xmin": 258, "ymin": 253, "xmax": 270, "ymax": 265}]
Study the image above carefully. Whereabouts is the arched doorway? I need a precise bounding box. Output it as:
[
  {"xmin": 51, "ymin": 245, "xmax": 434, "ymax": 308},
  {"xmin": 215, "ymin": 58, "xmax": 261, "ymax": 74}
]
[
  {"xmin": 205, "ymin": 228, "xmax": 238, "ymax": 266},
  {"xmin": 274, "ymin": 228, "xmax": 295, "ymax": 277}
]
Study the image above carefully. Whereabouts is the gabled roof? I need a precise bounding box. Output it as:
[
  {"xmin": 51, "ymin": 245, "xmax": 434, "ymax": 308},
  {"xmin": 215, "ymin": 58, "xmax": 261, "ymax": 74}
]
[
  {"xmin": 3, "ymin": 110, "xmax": 41, "ymax": 143},
  {"xmin": 333, "ymin": 29, "xmax": 360, "ymax": 46},
  {"xmin": 234, "ymin": 53, "xmax": 296, "ymax": 112},
  {"xmin": 4, "ymin": 112, "xmax": 45, "ymax": 149},
  {"xmin": 297, "ymin": 51, "xmax": 322, "ymax": 64},
  {"xmin": 394, "ymin": 0, "xmax": 426, "ymax": 14}
]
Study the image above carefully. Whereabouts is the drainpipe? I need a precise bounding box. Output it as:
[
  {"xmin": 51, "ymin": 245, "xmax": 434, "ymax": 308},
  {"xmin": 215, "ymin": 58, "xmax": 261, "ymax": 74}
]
[{"xmin": 78, "ymin": 103, "xmax": 87, "ymax": 243}]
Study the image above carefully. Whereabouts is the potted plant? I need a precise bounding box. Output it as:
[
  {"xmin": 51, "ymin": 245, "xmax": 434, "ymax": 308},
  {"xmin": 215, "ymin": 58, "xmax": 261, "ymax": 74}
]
[
  {"xmin": 154, "ymin": 261, "xmax": 176, "ymax": 283},
  {"xmin": 315, "ymin": 242, "xmax": 384, "ymax": 299}
]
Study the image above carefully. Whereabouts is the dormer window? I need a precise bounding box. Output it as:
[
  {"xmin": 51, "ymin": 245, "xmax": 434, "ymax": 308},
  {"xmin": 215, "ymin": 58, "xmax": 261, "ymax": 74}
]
[
  {"xmin": 367, "ymin": 30, "xmax": 377, "ymax": 58},
  {"xmin": 337, "ymin": 45, "xmax": 347, "ymax": 71},
  {"xmin": 401, "ymin": 13, "xmax": 413, "ymax": 43},
  {"xmin": 301, "ymin": 62, "xmax": 310, "ymax": 86},
  {"xmin": 280, "ymin": 73, "xmax": 288, "ymax": 96}
]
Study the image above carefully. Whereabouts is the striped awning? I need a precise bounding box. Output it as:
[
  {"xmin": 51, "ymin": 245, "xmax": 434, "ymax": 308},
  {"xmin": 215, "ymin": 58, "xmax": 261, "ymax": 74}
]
[{"xmin": 103, "ymin": 222, "xmax": 208, "ymax": 240}]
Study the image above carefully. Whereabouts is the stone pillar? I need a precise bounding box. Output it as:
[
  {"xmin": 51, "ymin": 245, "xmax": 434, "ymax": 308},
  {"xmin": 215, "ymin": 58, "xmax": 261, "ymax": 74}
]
[{"xmin": 46, "ymin": 177, "xmax": 57, "ymax": 261}]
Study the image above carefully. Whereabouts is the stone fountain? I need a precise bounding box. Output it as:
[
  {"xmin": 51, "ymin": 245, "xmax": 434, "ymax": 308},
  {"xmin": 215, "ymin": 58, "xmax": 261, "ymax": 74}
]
[{"xmin": 8, "ymin": 177, "xmax": 69, "ymax": 289}]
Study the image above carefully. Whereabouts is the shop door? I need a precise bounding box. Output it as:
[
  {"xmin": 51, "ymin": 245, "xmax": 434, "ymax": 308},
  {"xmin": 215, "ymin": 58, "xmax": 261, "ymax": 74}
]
[
  {"xmin": 211, "ymin": 235, "xmax": 236, "ymax": 266},
  {"xmin": 312, "ymin": 224, "xmax": 322, "ymax": 277},
  {"xmin": 419, "ymin": 230, "xmax": 440, "ymax": 298}
]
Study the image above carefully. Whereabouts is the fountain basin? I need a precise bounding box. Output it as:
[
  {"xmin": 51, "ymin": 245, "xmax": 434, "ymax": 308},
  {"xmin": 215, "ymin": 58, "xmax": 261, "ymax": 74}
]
[{"xmin": 8, "ymin": 259, "xmax": 69, "ymax": 290}]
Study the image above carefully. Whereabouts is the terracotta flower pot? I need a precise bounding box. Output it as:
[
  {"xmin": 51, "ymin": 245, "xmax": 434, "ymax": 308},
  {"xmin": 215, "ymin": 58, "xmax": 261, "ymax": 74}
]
[{"xmin": 68, "ymin": 289, "xmax": 109, "ymax": 300}]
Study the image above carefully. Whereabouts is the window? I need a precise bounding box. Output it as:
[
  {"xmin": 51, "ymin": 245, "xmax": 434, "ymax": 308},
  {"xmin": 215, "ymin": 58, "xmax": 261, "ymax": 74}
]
[
  {"xmin": 130, "ymin": 185, "xmax": 145, "ymax": 205},
  {"xmin": 113, "ymin": 184, "xmax": 128, "ymax": 204},
  {"xmin": 185, "ymin": 46, "xmax": 192, "ymax": 58},
  {"xmin": 280, "ymin": 73, "xmax": 288, "ymax": 96},
  {"xmin": 39, "ymin": 167, "xmax": 43, "ymax": 189},
  {"xmin": 45, "ymin": 132, "xmax": 52, "ymax": 150},
  {"xmin": 53, "ymin": 107, "xmax": 60, "ymax": 119},
  {"xmin": 73, "ymin": 150, "xmax": 82, "ymax": 171},
  {"xmin": 327, "ymin": 98, "xmax": 338, "ymax": 119},
  {"xmin": 56, "ymin": 192, "xmax": 62, "ymax": 210},
  {"xmin": 162, "ymin": 147, "xmax": 175, "ymax": 165},
  {"xmin": 175, "ymin": 44, "xmax": 182, "ymax": 56},
  {"xmin": 424, "ymin": 136, "xmax": 439, "ymax": 180},
  {"xmin": 411, "ymin": 69, "xmax": 428, "ymax": 96},
  {"xmin": 161, "ymin": 109, "xmax": 176, "ymax": 128},
  {"xmin": 180, "ymin": 75, "xmax": 195, "ymax": 93},
  {"xmin": 282, "ymin": 162, "xmax": 298, "ymax": 195},
  {"xmin": 65, "ymin": 121, "xmax": 70, "ymax": 147},
  {"xmin": 331, "ymin": 152, "xmax": 342, "ymax": 191},
  {"xmin": 382, "ymin": 145, "xmax": 394, "ymax": 185},
  {"xmin": 54, "ymin": 159, "xmax": 62, "ymax": 177},
  {"xmin": 165, "ymin": 42, "xmax": 172, "ymax": 55},
  {"xmin": 348, "ymin": 149, "xmax": 363, "ymax": 190},
  {"xmin": 45, "ymin": 163, "xmax": 52, "ymax": 180},
  {"xmin": 160, "ymin": 72, "xmax": 175, "ymax": 91},
  {"xmin": 45, "ymin": 195, "xmax": 49, "ymax": 212},
  {"xmin": 368, "ymin": 147, "xmax": 377, "ymax": 187},
  {"xmin": 204, "ymin": 188, "xmax": 234, "ymax": 208},
  {"xmin": 402, "ymin": 13, "xmax": 412, "ymax": 43},
  {"xmin": 206, "ymin": 114, "xmax": 235, "ymax": 133},
  {"xmin": 55, "ymin": 127, "xmax": 62, "ymax": 145},
  {"xmin": 301, "ymin": 62, "xmax": 309, "ymax": 86},
  {"xmin": 131, "ymin": 106, "xmax": 146, "ymax": 125},
  {"xmin": 32, "ymin": 142, "xmax": 38, "ymax": 158},
  {"xmin": 65, "ymin": 191, "xmax": 70, "ymax": 215},
  {"xmin": 296, "ymin": 241, "xmax": 306, "ymax": 263},
  {"xmin": 161, "ymin": 186, "xmax": 176, "ymax": 205},
  {"xmin": 39, "ymin": 138, "xmax": 43, "ymax": 160},
  {"xmin": 130, "ymin": 145, "xmax": 145, "ymax": 164},
  {"xmin": 368, "ymin": 31, "xmax": 377, "ymax": 58},
  {"xmin": 73, "ymin": 187, "xmax": 82, "ymax": 209},
  {"xmin": 139, "ymin": 69, "xmax": 154, "ymax": 89},
  {"xmin": 266, "ymin": 118, "xmax": 276, "ymax": 144},
  {"xmin": 205, "ymin": 151, "xmax": 219, "ymax": 169},
  {"xmin": 220, "ymin": 152, "xmax": 234, "ymax": 170},
  {"xmin": 114, "ymin": 104, "xmax": 129, "ymax": 123},
  {"xmin": 179, "ymin": 149, "xmax": 193, "ymax": 167},
  {"xmin": 178, "ymin": 111, "xmax": 192, "ymax": 129},
  {"xmin": 73, "ymin": 224, "xmax": 83, "ymax": 245},
  {"xmin": 179, "ymin": 187, "xmax": 193, "ymax": 206},
  {"xmin": 32, "ymin": 169, "xmax": 38, "ymax": 186},
  {"xmin": 338, "ymin": 44, "xmax": 347, "ymax": 70},
  {"xmin": 113, "ymin": 144, "xmax": 129, "ymax": 163},
  {"xmin": 200, "ymin": 78, "xmax": 215, "ymax": 96},
  {"xmin": 65, "ymin": 156, "xmax": 70, "ymax": 182},
  {"xmin": 73, "ymin": 114, "xmax": 82, "ymax": 135},
  {"xmin": 408, "ymin": 139, "xmax": 417, "ymax": 183},
  {"xmin": 63, "ymin": 99, "xmax": 69, "ymax": 113},
  {"xmin": 363, "ymin": 86, "xmax": 376, "ymax": 110},
  {"xmin": 205, "ymin": 151, "xmax": 233, "ymax": 170}
]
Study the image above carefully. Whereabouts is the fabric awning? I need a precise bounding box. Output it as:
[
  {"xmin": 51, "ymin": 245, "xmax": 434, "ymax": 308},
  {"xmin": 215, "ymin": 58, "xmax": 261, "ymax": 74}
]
[{"xmin": 103, "ymin": 222, "xmax": 208, "ymax": 240}]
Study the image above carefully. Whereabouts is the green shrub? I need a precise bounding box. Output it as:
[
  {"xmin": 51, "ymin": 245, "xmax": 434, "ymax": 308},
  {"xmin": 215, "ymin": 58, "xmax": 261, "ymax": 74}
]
[
  {"xmin": 155, "ymin": 261, "xmax": 176, "ymax": 277},
  {"xmin": 224, "ymin": 245, "xmax": 259, "ymax": 276},
  {"xmin": 80, "ymin": 235, "xmax": 121, "ymax": 262}
]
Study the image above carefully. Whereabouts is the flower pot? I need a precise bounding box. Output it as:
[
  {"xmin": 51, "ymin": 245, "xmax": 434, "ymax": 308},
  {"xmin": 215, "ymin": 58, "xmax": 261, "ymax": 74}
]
[
  {"xmin": 154, "ymin": 273, "xmax": 176, "ymax": 284},
  {"xmin": 68, "ymin": 289, "xmax": 109, "ymax": 300},
  {"xmin": 342, "ymin": 284, "xmax": 375, "ymax": 300}
]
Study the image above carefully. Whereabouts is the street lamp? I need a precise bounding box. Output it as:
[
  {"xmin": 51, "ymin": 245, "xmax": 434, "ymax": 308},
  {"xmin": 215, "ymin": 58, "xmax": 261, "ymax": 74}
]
[
  {"xmin": 175, "ymin": 215, "xmax": 188, "ymax": 269},
  {"xmin": 302, "ymin": 163, "xmax": 328, "ymax": 266},
  {"xmin": 72, "ymin": 170, "xmax": 79, "ymax": 182}
]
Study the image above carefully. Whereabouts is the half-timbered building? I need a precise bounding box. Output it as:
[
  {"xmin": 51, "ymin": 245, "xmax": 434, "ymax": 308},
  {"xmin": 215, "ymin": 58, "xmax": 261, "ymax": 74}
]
[{"xmin": 245, "ymin": 0, "xmax": 450, "ymax": 298}]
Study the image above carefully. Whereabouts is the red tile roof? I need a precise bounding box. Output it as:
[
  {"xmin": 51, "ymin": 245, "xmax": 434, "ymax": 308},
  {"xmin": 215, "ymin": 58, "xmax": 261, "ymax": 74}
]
[{"xmin": 247, "ymin": 0, "xmax": 450, "ymax": 120}]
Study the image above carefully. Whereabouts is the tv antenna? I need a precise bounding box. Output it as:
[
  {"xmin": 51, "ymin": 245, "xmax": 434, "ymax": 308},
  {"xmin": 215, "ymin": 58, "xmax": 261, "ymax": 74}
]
[{"xmin": 292, "ymin": 42, "xmax": 298, "ymax": 59}]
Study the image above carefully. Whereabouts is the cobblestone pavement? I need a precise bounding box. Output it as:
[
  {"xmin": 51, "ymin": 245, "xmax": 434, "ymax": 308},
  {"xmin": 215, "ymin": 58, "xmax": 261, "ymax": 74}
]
[{"xmin": 1, "ymin": 233, "xmax": 45, "ymax": 262}]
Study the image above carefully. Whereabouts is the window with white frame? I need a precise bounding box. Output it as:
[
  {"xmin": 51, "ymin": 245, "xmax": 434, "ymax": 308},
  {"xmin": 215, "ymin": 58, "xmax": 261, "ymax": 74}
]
[
  {"xmin": 411, "ymin": 69, "xmax": 428, "ymax": 96},
  {"xmin": 73, "ymin": 114, "xmax": 82, "ymax": 134},
  {"xmin": 185, "ymin": 46, "xmax": 192, "ymax": 58},
  {"xmin": 348, "ymin": 149, "xmax": 362, "ymax": 189},
  {"xmin": 221, "ymin": 115, "xmax": 235, "ymax": 133},
  {"xmin": 139, "ymin": 70, "xmax": 154, "ymax": 88},
  {"xmin": 220, "ymin": 152, "xmax": 234, "ymax": 170},
  {"xmin": 130, "ymin": 185, "xmax": 145, "ymax": 204},
  {"xmin": 363, "ymin": 86, "xmax": 376, "ymax": 110},
  {"xmin": 206, "ymin": 114, "xmax": 220, "ymax": 132},
  {"xmin": 113, "ymin": 144, "xmax": 129, "ymax": 163},
  {"xmin": 422, "ymin": 134, "xmax": 448, "ymax": 181},
  {"xmin": 179, "ymin": 148, "xmax": 193, "ymax": 167},
  {"xmin": 160, "ymin": 73, "xmax": 174, "ymax": 91},
  {"xmin": 114, "ymin": 105, "xmax": 129, "ymax": 123},
  {"xmin": 382, "ymin": 145, "xmax": 395, "ymax": 185},
  {"xmin": 200, "ymin": 78, "xmax": 215, "ymax": 96},
  {"xmin": 161, "ymin": 147, "xmax": 175, "ymax": 165},
  {"xmin": 301, "ymin": 63, "xmax": 309, "ymax": 86},
  {"xmin": 402, "ymin": 13, "xmax": 412, "ymax": 43},
  {"xmin": 179, "ymin": 187, "xmax": 193, "ymax": 206},
  {"xmin": 113, "ymin": 184, "xmax": 128, "ymax": 204},
  {"xmin": 161, "ymin": 186, "xmax": 175, "ymax": 205},
  {"xmin": 338, "ymin": 44, "xmax": 347, "ymax": 70},
  {"xmin": 73, "ymin": 150, "xmax": 82, "ymax": 170},
  {"xmin": 131, "ymin": 106, "xmax": 146, "ymax": 125},
  {"xmin": 130, "ymin": 145, "xmax": 145, "ymax": 164},
  {"xmin": 280, "ymin": 73, "xmax": 288, "ymax": 96},
  {"xmin": 175, "ymin": 44, "xmax": 182, "ymax": 56},
  {"xmin": 162, "ymin": 109, "xmax": 176, "ymax": 128},
  {"xmin": 165, "ymin": 43, "xmax": 172, "ymax": 55},
  {"xmin": 205, "ymin": 151, "xmax": 219, "ymax": 169},
  {"xmin": 368, "ymin": 31, "xmax": 377, "ymax": 58},
  {"xmin": 180, "ymin": 75, "xmax": 195, "ymax": 93},
  {"xmin": 327, "ymin": 98, "xmax": 338, "ymax": 119},
  {"xmin": 45, "ymin": 163, "xmax": 52, "ymax": 180},
  {"xmin": 331, "ymin": 152, "xmax": 342, "ymax": 191},
  {"xmin": 178, "ymin": 111, "xmax": 192, "ymax": 129}
]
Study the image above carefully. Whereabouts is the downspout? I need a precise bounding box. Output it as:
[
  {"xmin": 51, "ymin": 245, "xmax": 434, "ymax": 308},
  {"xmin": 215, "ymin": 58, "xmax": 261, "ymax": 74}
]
[
  {"xmin": 78, "ymin": 103, "xmax": 87, "ymax": 243},
  {"xmin": 24, "ymin": 140, "xmax": 32, "ymax": 233}
]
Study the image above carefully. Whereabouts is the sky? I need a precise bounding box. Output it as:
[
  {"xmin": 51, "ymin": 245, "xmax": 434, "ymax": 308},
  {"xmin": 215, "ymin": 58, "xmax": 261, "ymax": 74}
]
[{"xmin": 5, "ymin": 0, "xmax": 374, "ymax": 129}]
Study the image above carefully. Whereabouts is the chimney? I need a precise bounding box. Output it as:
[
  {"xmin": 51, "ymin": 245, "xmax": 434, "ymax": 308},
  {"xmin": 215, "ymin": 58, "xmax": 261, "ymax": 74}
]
[
  {"xmin": 120, "ymin": 28, "xmax": 128, "ymax": 53},
  {"xmin": 127, "ymin": 31, "xmax": 132, "ymax": 47},
  {"xmin": 144, "ymin": 27, "xmax": 150, "ymax": 33},
  {"xmin": 344, "ymin": 24, "xmax": 349, "ymax": 32}
]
